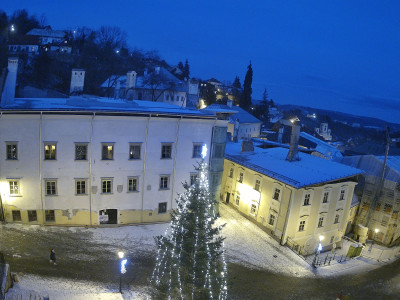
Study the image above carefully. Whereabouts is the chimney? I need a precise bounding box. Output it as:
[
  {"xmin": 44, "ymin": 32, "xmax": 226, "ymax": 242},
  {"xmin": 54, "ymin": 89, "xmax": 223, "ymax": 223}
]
[
  {"xmin": 126, "ymin": 71, "xmax": 137, "ymax": 90},
  {"xmin": 70, "ymin": 69, "xmax": 85, "ymax": 95},
  {"xmin": 227, "ymin": 99, "xmax": 233, "ymax": 107},
  {"xmin": 155, "ymin": 66, "xmax": 160, "ymax": 74},
  {"xmin": 144, "ymin": 68, "xmax": 148, "ymax": 76},
  {"xmin": 241, "ymin": 139, "xmax": 254, "ymax": 152},
  {"xmin": 1, "ymin": 57, "xmax": 19, "ymax": 106},
  {"xmin": 286, "ymin": 119, "xmax": 301, "ymax": 162}
]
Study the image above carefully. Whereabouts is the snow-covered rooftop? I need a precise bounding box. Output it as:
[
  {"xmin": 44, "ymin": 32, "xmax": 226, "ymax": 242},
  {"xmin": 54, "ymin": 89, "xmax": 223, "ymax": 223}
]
[
  {"xmin": 203, "ymin": 104, "xmax": 262, "ymax": 124},
  {"xmin": 26, "ymin": 28, "xmax": 66, "ymax": 38},
  {"xmin": 0, "ymin": 96, "xmax": 214, "ymax": 118},
  {"xmin": 225, "ymin": 142, "xmax": 363, "ymax": 189}
]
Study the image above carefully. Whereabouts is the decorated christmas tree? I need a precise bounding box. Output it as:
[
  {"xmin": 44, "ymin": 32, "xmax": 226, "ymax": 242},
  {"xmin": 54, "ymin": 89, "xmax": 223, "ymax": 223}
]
[{"xmin": 151, "ymin": 145, "xmax": 228, "ymax": 299}]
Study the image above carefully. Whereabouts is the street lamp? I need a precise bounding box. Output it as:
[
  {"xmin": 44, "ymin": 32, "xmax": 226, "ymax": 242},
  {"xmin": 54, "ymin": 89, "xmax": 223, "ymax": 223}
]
[{"xmin": 118, "ymin": 251, "xmax": 127, "ymax": 293}]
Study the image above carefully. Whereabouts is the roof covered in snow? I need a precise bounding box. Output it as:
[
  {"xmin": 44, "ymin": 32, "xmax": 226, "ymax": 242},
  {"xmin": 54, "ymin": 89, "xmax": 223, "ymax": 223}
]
[
  {"xmin": 225, "ymin": 142, "xmax": 363, "ymax": 189},
  {"xmin": 0, "ymin": 96, "xmax": 214, "ymax": 118},
  {"xmin": 300, "ymin": 132, "xmax": 343, "ymax": 161},
  {"xmin": 26, "ymin": 28, "xmax": 66, "ymax": 38},
  {"xmin": 203, "ymin": 104, "xmax": 262, "ymax": 124}
]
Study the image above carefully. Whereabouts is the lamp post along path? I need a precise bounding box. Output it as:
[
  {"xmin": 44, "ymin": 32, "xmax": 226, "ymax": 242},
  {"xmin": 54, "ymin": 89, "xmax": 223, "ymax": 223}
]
[{"xmin": 118, "ymin": 251, "xmax": 127, "ymax": 293}]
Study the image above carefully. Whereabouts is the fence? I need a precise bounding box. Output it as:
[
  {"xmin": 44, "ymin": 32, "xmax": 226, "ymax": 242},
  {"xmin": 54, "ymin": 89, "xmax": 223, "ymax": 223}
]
[
  {"xmin": 286, "ymin": 237, "xmax": 305, "ymax": 257},
  {"xmin": 311, "ymin": 252, "xmax": 350, "ymax": 267}
]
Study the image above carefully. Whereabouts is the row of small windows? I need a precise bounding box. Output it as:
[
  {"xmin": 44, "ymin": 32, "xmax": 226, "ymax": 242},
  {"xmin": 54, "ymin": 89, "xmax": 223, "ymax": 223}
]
[
  {"xmin": 165, "ymin": 94, "xmax": 185, "ymax": 102},
  {"xmin": 6, "ymin": 142, "xmax": 204, "ymax": 161},
  {"xmin": 300, "ymin": 214, "xmax": 341, "ymax": 232},
  {"xmin": 9, "ymin": 174, "xmax": 200, "ymax": 196}
]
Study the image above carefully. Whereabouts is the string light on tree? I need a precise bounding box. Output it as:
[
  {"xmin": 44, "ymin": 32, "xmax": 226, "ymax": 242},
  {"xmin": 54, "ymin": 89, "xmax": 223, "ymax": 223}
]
[{"xmin": 151, "ymin": 144, "xmax": 228, "ymax": 299}]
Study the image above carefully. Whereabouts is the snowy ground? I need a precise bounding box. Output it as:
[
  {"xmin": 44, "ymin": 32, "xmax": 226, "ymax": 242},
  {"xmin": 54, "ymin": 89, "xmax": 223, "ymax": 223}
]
[{"xmin": 2, "ymin": 202, "xmax": 399, "ymax": 299}]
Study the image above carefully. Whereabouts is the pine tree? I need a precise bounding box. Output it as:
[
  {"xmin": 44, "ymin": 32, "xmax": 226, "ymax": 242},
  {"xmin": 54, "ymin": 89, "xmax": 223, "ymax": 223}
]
[
  {"xmin": 183, "ymin": 59, "xmax": 190, "ymax": 79},
  {"xmin": 151, "ymin": 148, "xmax": 228, "ymax": 300},
  {"xmin": 240, "ymin": 62, "xmax": 253, "ymax": 111}
]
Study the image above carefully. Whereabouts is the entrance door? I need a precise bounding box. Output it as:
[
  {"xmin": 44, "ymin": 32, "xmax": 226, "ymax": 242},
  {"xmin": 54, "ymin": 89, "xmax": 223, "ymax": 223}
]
[
  {"xmin": 226, "ymin": 192, "xmax": 230, "ymax": 204},
  {"xmin": 99, "ymin": 209, "xmax": 118, "ymax": 224}
]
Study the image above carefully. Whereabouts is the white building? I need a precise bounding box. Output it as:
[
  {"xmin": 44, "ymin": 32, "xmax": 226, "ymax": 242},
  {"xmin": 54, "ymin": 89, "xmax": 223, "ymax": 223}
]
[
  {"xmin": 0, "ymin": 58, "xmax": 227, "ymax": 226},
  {"xmin": 315, "ymin": 123, "xmax": 332, "ymax": 141}
]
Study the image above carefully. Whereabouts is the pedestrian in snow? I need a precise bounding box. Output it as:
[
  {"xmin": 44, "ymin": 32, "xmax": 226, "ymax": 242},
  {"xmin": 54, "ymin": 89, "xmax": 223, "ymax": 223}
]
[{"xmin": 49, "ymin": 249, "xmax": 56, "ymax": 265}]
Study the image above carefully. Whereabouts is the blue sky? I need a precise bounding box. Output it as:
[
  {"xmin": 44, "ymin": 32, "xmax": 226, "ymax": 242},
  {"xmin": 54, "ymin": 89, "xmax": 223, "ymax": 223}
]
[{"xmin": 3, "ymin": 1, "xmax": 400, "ymax": 123}]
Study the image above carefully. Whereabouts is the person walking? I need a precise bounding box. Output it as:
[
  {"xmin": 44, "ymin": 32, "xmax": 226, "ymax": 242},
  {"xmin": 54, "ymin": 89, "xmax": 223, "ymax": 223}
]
[{"xmin": 49, "ymin": 249, "xmax": 56, "ymax": 265}]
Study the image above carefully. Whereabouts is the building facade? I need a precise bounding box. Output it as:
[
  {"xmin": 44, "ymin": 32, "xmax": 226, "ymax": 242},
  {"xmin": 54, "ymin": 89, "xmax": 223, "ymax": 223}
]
[{"xmin": 220, "ymin": 142, "xmax": 362, "ymax": 255}]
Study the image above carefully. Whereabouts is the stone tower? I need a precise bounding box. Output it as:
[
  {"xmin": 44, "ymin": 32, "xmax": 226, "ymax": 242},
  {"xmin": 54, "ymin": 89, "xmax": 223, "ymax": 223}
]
[
  {"xmin": 70, "ymin": 69, "xmax": 85, "ymax": 95},
  {"xmin": 1, "ymin": 57, "xmax": 19, "ymax": 106}
]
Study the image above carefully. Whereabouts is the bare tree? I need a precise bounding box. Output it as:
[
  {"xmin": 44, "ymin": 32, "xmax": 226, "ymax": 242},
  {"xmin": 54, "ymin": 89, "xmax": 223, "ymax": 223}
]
[{"xmin": 141, "ymin": 70, "xmax": 177, "ymax": 101}]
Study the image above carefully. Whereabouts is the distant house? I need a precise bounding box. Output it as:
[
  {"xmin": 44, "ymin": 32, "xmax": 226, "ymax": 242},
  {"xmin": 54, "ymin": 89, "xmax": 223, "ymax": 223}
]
[
  {"xmin": 7, "ymin": 36, "xmax": 40, "ymax": 55},
  {"xmin": 202, "ymin": 100, "xmax": 262, "ymax": 140},
  {"xmin": 221, "ymin": 138, "xmax": 362, "ymax": 255},
  {"xmin": 26, "ymin": 27, "xmax": 66, "ymax": 45},
  {"xmin": 315, "ymin": 122, "xmax": 332, "ymax": 141},
  {"xmin": 101, "ymin": 67, "xmax": 199, "ymax": 107},
  {"xmin": 340, "ymin": 155, "xmax": 400, "ymax": 246}
]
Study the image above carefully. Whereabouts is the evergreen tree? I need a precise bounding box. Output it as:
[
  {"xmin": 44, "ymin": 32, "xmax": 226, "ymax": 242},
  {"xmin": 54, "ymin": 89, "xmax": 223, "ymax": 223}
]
[
  {"xmin": 240, "ymin": 62, "xmax": 253, "ymax": 110},
  {"xmin": 183, "ymin": 59, "xmax": 190, "ymax": 79},
  {"xmin": 151, "ymin": 148, "xmax": 228, "ymax": 300},
  {"xmin": 201, "ymin": 83, "xmax": 217, "ymax": 106},
  {"xmin": 231, "ymin": 76, "xmax": 241, "ymax": 105},
  {"xmin": 262, "ymin": 88, "xmax": 268, "ymax": 102}
]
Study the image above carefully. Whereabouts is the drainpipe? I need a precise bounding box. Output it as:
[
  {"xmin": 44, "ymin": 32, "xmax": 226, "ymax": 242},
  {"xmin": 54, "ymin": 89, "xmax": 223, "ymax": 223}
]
[
  {"xmin": 89, "ymin": 112, "xmax": 95, "ymax": 226},
  {"xmin": 140, "ymin": 115, "xmax": 151, "ymax": 223},
  {"xmin": 0, "ymin": 112, "xmax": 5, "ymax": 223},
  {"xmin": 280, "ymin": 184, "xmax": 294, "ymax": 245},
  {"xmin": 170, "ymin": 116, "xmax": 182, "ymax": 210},
  {"xmin": 39, "ymin": 112, "xmax": 45, "ymax": 224}
]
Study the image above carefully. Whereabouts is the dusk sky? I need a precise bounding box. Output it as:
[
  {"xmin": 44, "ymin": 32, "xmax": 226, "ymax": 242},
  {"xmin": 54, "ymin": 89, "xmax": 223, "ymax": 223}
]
[{"xmin": 3, "ymin": 1, "xmax": 400, "ymax": 123}]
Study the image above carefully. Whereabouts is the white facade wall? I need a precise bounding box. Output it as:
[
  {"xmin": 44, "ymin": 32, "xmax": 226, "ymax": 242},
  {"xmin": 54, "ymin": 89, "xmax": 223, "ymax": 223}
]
[
  {"xmin": 237, "ymin": 123, "xmax": 261, "ymax": 139},
  {"xmin": 0, "ymin": 113, "xmax": 223, "ymax": 226}
]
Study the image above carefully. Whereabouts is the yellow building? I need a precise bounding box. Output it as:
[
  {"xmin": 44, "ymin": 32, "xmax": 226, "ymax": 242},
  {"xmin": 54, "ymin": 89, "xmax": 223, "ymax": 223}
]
[{"xmin": 221, "ymin": 141, "xmax": 362, "ymax": 255}]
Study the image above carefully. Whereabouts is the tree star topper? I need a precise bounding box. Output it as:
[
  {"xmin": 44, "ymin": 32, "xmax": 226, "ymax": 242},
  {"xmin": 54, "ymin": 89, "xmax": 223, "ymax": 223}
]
[{"xmin": 201, "ymin": 144, "xmax": 208, "ymax": 159}]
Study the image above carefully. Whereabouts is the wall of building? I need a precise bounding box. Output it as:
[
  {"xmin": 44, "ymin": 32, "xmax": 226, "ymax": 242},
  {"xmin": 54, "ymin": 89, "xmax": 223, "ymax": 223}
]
[
  {"xmin": 236, "ymin": 123, "xmax": 261, "ymax": 140},
  {"xmin": 221, "ymin": 158, "xmax": 357, "ymax": 255},
  {"xmin": 0, "ymin": 113, "xmax": 225, "ymax": 226}
]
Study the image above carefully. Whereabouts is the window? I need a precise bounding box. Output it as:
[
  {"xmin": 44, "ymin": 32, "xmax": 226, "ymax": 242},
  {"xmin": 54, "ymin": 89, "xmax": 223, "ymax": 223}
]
[
  {"xmin": 229, "ymin": 168, "xmax": 234, "ymax": 178},
  {"xmin": 213, "ymin": 144, "xmax": 225, "ymax": 158},
  {"xmin": 102, "ymin": 179, "xmax": 113, "ymax": 194},
  {"xmin": 161, "ymin": 144, "xmax": 172, "ymax": 159},
  {"xmin": 45, "ymin": 210, "xmax": 55, "ymax": 222},
  {"xmin": 28, "ymin": 210, "xmax": 37, "ymax": 222},
  {"xmin": 76, "ymin": 180, "xmax": 87, "ymax": 195},
  {"xmin": 299, "ymin": 220, "xmax": 306, "ymax": 231},
  {"xmin": 269, "ymin": 214, "xmax": 275, "ymax": 226},
  {"xmin": 254, "ymin": 179, "xmax": 261, "ymax": 192},
  {"xmin": 129, "ymin": 144, "xmax": 141, "ymax": 159},
  {"xmin": 318, "ymin": 217, "xmax": 324, "ymax": 228},
  {"xmin": 102, "ymin": 144, "xmax": 114, "ymax": 160},
  {"xmin": 304, "ymin": 194, "xmax": 311, "ymax": 206},
  {"xmin": 12, "ymin": 210, "xmax": 21, "ymax": 221},
  {"xmin": 238, "ymin": 172, "xmax": 244, "ymax": 183},
  {"xmin": 45, "ymin": 180, "xmax": 57, "ymax": 195},
  {"xmin": 384, "ymin": 203, "xmax": 392, "ymax": 214},
  {"xmin": 273, "ymin": 188, "xmax": 281, "ymax": 201},
  {"xmin": 6, "ymin": 143, "xmax": 18, "ymax": 160},
  {"xmin": 190, "ymin": 174, "xmax": 198, "ymax": 186},
  {"xmin": 235, "ymin": 195, "xmax": 240, "ymax": 206},
  {"xmin": 250, "ymin": 204, "xmax": 257, "ymax": 215},
  {"xmin": 160, "ymin": 176, "xmax": 170, "ymax": 190},
  {"xmin": 376, "ymin": 202, "xmax": 381, "ymax": 211},
  {"xmin": 158, "ymin": 202, "xmax": 167, "ymax": 214},
  {"xmin": 334, "ymin": 214, "xmax": 340, "ymax": 224},
  {"xmin": 339, "ymin": 190, "xmax": 345, "ymax": 200},
  {"xmin": 330, "ymin": 236, "xmax": 334, "ymax": 244},
  {"xmin": 9, "ymin": 181, "xmax": 19, "ymax": 195},
  {"xmin": 212, "ymin": 173, "xmax": 219, "ymax": 185},
  {"xmin": 192, "ymin": 144, "xmax": 202, "ymax": 158},
  {"xmin": 75, "ymin": 144, "xmax": 88, "ymax": 160},
  {"xmin": 44, "ymin": 143, "xmax": 56, "ymax": 160},
  {"xmin": 322, "ymin": 192, "xmax": 329, "ymax": 203},
  {"xmin": 128, "ymin": 177, "xmax": 138, "ymax": 192}
]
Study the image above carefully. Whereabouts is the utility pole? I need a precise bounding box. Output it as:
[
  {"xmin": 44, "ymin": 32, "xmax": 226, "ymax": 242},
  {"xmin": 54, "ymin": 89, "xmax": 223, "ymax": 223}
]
[{"xmin": 365, "ymin": 126, "xmax": 390, "ymax": 230}]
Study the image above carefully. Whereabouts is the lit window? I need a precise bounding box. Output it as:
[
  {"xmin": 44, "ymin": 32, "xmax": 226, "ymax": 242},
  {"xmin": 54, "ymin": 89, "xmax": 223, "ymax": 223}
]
[
  {"xmin": 128, "ymin": 177, "xmax": 138, "ymax": 192},
  {"xmin": 75, "ymin": 144, "xmax": 88, "ymax": 160},
  {"xmin": 304, "ymin": 194, "xmax": 311, "ymax": 206},
  {"xmin": 273, "ymin": 188, "xmax": 280, "ymax": 201},
  {"xmin": 269, "ymin": 214, "xmax": 275, "ymax": 226},
  {"xmin": 192, "ymin": 144, "xmax": 202, "ymax": 158},
  {"xmin": 334, "ymin": 214, "xmax": 340, "ymax": 224},
  {"xmin": 9, "ymin": 181, "xmax": 19, "ymax": 195},
  {"xmin": 6, "ymin": 143, "xmax": 18, "ymax": 160},
  {"xmin": 101, "ymin": 179, "xmax": 113, "ymax": 194},
  {"xmin": 384, "ymin": 203, "xmax": 393, "ymax": 214},
  {"xmin": 45, "ymin": 180, "xmax": 57, "ymax": 195},
  {"xmin": 161, "ymin": 144, "xmax": 172, "ymax": 159},
  {"xmin": 129, "ymin": 144, "xmax": 141, "ymax": 159},
  {"xmin": 254, "ymin": 179, "xmax": 261, "ymax": 192},
  {"xmin": 102, "ymin": 144, "xmax": 114, "ymax": 160},
  {"xmin": 44, "ymin": 143, "xmax": 56, "ymax": 160},
  {"xmin": 318, "ymin": 217, "xmax": 324, "ymax": 228},
  {"xmin": 158, "ymin": 202, "xmax": 167, "ymax": 214},
  {"xmin": 160, "ymin": 176, "xmax": 170, "ymax": 189},
  {"xmin": 299, "ymin": 220, "xmax": 306, "ymax": 231},
  {"xmin": 190, "ymin": 174, "xmax": 198, "ymax": 186},
  {"xmin": 76, "ymin": 180, "xmax": 87, "ymax": 195},
  {"xmin": 323, "ymin": 192, "xmax": 329, "ymax": 203},
  {"xmin": 339, "ymin": 190, "xmax": 345, "ymax": 200}
]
